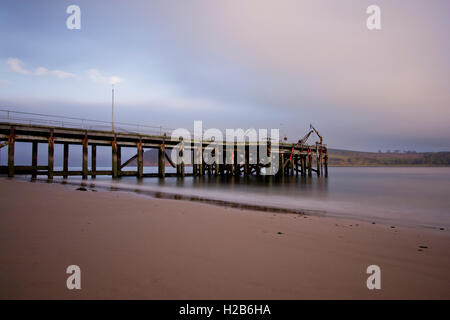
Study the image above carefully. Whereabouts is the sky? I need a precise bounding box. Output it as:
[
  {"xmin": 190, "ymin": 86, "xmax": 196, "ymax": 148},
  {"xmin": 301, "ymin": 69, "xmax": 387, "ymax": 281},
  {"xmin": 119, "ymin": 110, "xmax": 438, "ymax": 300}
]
[{"xmin": 0, "ymin": 0, "xmax": 449, "ymax": 152}]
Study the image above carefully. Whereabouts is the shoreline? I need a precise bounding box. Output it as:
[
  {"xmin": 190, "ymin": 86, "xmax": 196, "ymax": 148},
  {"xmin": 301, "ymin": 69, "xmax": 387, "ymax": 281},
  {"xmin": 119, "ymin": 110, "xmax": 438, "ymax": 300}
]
[
  {"xmin": 5, "ymin": 175, "xmax": 449, "ymax": 232},
  {"xmin": 1, "ymin": 178, "xmax": 450, "ymax": 299},
  {"xmin": 30, "ymin": 176, "xmax": 327, "ymax": 215}
]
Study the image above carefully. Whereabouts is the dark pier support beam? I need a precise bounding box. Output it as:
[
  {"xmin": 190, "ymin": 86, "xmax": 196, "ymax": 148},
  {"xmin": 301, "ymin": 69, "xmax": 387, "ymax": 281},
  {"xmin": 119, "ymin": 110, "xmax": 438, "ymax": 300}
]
[
  {"xmin": 234, "ymin": 147, "xmax": 239, "ymax": 176},
  {"xmin": 307, "ymin": 153, "xmax": 312, "ymax": 177},
  {"xmin": 218, "ymin": 146, "xmax": 224, "ymax": 176},
  {"xmin": 176, "ymin": 146, "xmax": 180, "ymax": 177},
  {"xmin": 120, "ymin": 153, "xmax": 137, "ymax": 170},
  {"xmin": 181, "ymin": 155, "xmax": 185, "ymax": 177},
  {"xmin": 316, "ymin": 153, "xmax": 321, "ymax": 177},
  {"xmin": 202, "ymin": 161, "xmax": 206, "ymax": 176},
  {"xmin": 324, "ymin": 152, "xmax": 328, "ymax": 177},
  {"xmin": 180, "ymin": 160, "xmax": 185, "ymax": 177},
  {"xmin": 256, "ymin": 144, "xmax": 261, "ymax": 176},
  {"xmin": 278, "ymin": 153, "xmax": 282, "ymax": 177},
  {"xmin": 158, "ymin": 143, "xmax": 165, "ymax": 178},
  {"xmin": 244, "ymin": 145, "xmax": 249, "ymax": 176},
  {"xmin": 219, "ymin": 162, "xmax": 224, "ymax": 176},
  {"xmin": 207, "ymin": 146, "xmax": 213, "ymax": 176},
  {"xmin": 63, "ymin": 143, "xmax": 69, "ymax": 179},
  {"xmin": 180, "ymin": 142, "xmax": 185, "ymax": 178},
  {"xmin": 320, "ymin": 152, "xmax": 324, "ymax": 172},
  {"xmin": 264, "ymin": 142, "xmax": 271, "ymax": 176},
  {"xmin": 176, "ymin": 142, "xmax": 183, "ymax": 177},
  {"xmin": 82, "ymin": 132, "xmax": 88, "ymax": 179},
  {"xmin": 214, "ymin": 145, "xmax": 219, "ymax": 176},
  {"xmin": 294, "ymin": 155, "xmax": 299, "ymax": 176},
  {"xmin": 276, "ymin": 152, "xmax": 284, "ymax": 177},
  {"xmin": 117, "ymin": 145, "xmax": 122, "ymax": 176},
  {"xmin": 137, "ymin": 140, "xmax": 143, "ymax": 178},
  {"xmin": 290, "ymin": 154, "xmax": 295, "ymax": 177},
  {"xmin": 91, "ymin": 145, "xmax": 97, "ymax": 178},
  {"xmin": 112, "ymin": 135, "xmax": 118, "ymax": 178},
  {"xmin": 48, "ymin": 129, "xmax": 54, "ymax": 180},
  {"xmin": 192, "ymin": 147, "xmax": 197, "ymax": 177},
  {"xmin": 301, "ymin": 155, "xmax": 306, "ymax": 177},
  {"xmin": 207, "ymin": 163, "xmax": 212, "ymax": 176},
  {"xmin": 229, "ymin": 148, "xmax": 234, "ymax": 176},
  {"xmin": 298, "ymin": 155, "xmax": 303, "ymax": 176},
  {"xmin": 8, "ymin": 127, "xmax": 15, "ymax": 178},
  {"xmin": 283, "ymin": 153, "xmax": 287, "ymax": 177},
  {"xmin": 32, "ymin": 141, "xmax": 38, "ymax": 179},
  {"xmin": 198, "ymin": 145, "xmax": 203, "ymax": 177}
]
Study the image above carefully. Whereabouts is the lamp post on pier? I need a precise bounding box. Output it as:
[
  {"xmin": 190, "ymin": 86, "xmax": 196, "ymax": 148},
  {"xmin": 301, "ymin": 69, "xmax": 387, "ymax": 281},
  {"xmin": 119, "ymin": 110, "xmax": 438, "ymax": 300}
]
[{"xmin": 111, "ymin": 84, "xmax": 115, "ymax": 132}]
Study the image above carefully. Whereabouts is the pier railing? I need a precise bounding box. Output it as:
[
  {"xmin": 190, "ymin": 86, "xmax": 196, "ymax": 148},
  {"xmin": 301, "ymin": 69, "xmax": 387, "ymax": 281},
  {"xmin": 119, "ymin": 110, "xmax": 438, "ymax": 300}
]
[
  {"xmin": 0, "ymin": 109, "xmax": 285, "ymax": 145},
  {"xmin": 0, "ymin": 109, "xmax": 174, "ymax": 136}
]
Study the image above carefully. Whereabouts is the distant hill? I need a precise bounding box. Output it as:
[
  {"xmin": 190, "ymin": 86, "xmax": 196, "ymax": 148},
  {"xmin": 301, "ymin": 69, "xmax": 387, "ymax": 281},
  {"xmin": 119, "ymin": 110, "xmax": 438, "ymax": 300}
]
[
  {"xmin": 126, "ymin": 148, "xmax": 450, "ymax": 167},
  {"xmin": 126, "ymin": 149, "xmax": 161, "ymax": 166},
  {"xmin": 327, "ymin": 149, "xmax": 450, "ymax": 166}
]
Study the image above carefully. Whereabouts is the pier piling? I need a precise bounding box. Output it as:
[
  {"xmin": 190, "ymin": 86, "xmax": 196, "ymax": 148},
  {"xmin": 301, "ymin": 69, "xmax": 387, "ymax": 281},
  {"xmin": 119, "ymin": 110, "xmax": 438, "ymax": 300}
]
[
  {"xmin": 82, "ymin": 133, "xmax": 88, "ymax": 179},
  {"xmin": 158, "ymin": 143, "xmax": 165, "ymax": 178},
  {"xmin": 32, "ymin": 141, "xmax": 38, "ymax": 179},
  {"xmin": 91, "ymin": 145, "xmax": 97, "ymax": 178},
  {"xmin": 48, "ymin": 129, "xmax": 54, "ymax": 180},
  {"xmin": 112, "ymin": 135, "xmax": 118, "ymax": 178},
  {"xmin": 7, "ymin": 127, "xmax": 15, "ymax": 178},
  {"xmin": 63, "ymin": 143, "xmax": 69, "ymax": 179},
  {"xmin": 307, "ymin": 153, "xmax": 312, "ymax": 177},
  {"xmin": 137, "ymin": 139, "xmax": 143, "ymax": 178}
]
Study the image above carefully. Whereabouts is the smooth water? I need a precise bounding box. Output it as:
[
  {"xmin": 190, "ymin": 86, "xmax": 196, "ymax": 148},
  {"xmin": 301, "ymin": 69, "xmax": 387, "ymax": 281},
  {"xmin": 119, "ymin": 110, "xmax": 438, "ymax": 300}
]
[{"xmin": 41, "ymin": 167, "xmax": 450, "ymax": 229}]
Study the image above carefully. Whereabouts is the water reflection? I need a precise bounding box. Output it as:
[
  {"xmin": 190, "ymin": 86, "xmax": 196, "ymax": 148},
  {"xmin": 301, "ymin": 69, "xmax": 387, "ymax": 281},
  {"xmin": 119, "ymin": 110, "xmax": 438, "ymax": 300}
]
[{"xmin": 21, "ymin": 166, "xmax": 450, "ymax": 229}]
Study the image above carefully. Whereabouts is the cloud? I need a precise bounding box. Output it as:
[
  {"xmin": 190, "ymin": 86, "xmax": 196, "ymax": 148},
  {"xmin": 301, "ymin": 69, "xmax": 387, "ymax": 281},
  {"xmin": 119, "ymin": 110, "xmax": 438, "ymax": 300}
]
[
  {"xmin": 6, "ymin": 58, "xmax": 121, "ymax": 87},
  {"xmin": 48, "ymin": 69, "xmax": 76, "ymax": 79},
  {"xmin": 87, "ymin": 69, "xmax": 122, "ymax": 85},
  {"xmin": 34, "ymin": 66, "xmax": 76, "ymax": 79},
  {"xmin": 34, "ymin": 67, "xmax": 48, "ymax": 76},
  {"xmin": 7, "ymin": 58, "xmax": 30, "ymax": 74},
  {"xmin": 6, "ymin": 58, "xmax": 76, "ymax": 79}
]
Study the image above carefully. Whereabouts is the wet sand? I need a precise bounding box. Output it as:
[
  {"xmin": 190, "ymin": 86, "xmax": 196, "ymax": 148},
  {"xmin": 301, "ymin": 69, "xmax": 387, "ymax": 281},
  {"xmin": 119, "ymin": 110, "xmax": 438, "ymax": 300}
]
[{"xmin": 0, "ymin": 178, "xmax": 449, "ymax": 299}]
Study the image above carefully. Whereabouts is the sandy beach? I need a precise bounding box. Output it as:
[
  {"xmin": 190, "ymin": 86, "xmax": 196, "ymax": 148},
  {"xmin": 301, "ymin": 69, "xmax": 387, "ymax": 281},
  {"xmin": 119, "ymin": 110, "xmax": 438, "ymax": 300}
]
[{"xmin": 0, "ymin": 178, "xmax": 449, "ymax": 299}]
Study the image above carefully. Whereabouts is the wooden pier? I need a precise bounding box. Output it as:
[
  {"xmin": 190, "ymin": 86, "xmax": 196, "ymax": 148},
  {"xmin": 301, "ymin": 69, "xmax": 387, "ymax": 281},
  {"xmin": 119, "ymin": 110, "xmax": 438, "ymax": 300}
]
[{"xmin": 0, "ymin": 114, "xmax": 327, "ymax": 180}]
